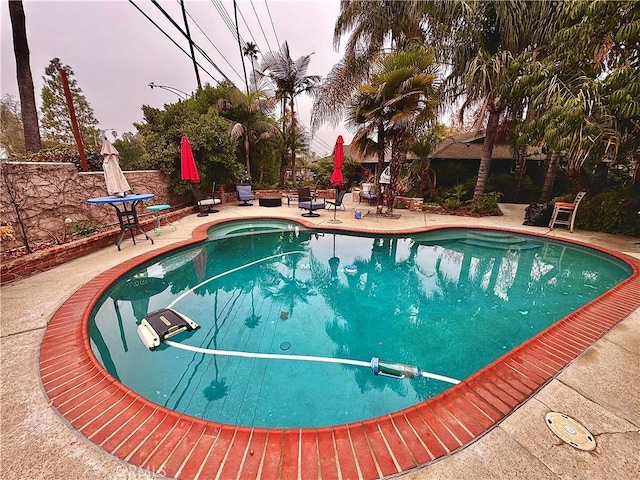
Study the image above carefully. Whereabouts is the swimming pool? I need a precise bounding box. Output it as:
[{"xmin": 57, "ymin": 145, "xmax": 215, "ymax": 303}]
[
  {"xmin": 88, "ymin": 222, "xmax": 631, "ymax": 429},
  {"xmin": 40, "ymin": 217, "xmax": 640, "ymax": 479}
]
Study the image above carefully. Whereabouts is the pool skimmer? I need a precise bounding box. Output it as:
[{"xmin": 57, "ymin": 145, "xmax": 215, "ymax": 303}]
[{"xmin": 545, "ymin": 412, "xmax": 596, "ymax": 451}]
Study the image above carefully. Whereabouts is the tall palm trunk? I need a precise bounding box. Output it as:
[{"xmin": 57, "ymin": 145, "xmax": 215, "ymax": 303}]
[
  {"xmin": 8, "ymin": 0, "xmax": 41, "ymax": 153},
  {"xmin": 386, "ymin": 136, "xmax": 403, "ymax": 214},
  {"xmin": 289, "ymin": 95, "xmax": 296, "ymax": 180},
  {"xmin": 473, "ymin": 107, "xmax": 500, "ymax": 198},
  {"xmin": 243, "ymin": 132, "xmax": 251, "ymax": 175},
  {"xmin": 375, "ymin": 124, "xmax": 385, "ymax": 214},
  {"xmin": 539, "ymin": 150, "xmax": 560, "ymax": 203}
]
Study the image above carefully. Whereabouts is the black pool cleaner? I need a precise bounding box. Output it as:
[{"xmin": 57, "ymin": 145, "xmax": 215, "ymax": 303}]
[{"xmin": 137, "ymin": 308, "xmax": 199, "ymax": 350}]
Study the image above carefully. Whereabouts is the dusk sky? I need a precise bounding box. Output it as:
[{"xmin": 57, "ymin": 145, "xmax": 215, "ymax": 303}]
[{"xmin": 1, "ymin": 0, "xmax": 351, "ymax": 155}]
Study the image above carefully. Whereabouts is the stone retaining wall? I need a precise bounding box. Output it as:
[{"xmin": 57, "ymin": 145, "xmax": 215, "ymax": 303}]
[
  {"xmin": 1, "ymin": 161, "xmax": 185, "ymax": 252},
  {"xmin": 0, "ymin": 206, "xmax": 195, "ymax": 285}
]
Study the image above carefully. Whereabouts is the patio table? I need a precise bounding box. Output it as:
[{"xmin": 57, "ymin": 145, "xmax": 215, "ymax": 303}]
[{"xmin": 88, "ymin": 193, "xmax": 155, "ymax": 250}]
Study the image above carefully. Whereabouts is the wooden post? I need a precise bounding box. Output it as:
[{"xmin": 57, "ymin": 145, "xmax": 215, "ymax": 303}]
[{"xmin": 59, "ymin": 67, "xmax": 88, "ymax": 172}]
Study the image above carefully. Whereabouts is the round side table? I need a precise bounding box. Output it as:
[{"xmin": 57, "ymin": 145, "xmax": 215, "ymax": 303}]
[{"xmin": 147, "ymin": 205, "xmax": 176, "ymax": 234}]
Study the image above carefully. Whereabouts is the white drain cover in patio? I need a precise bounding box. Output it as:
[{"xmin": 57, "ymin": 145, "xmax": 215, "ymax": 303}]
[{"xmin": 545, "ymin": 412, "xmax": 596, "ymax": 451}]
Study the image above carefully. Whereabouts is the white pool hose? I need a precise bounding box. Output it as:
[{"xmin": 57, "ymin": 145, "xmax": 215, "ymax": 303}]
[
  {"xmin": 167, "ymin": 250, "xmax": 307, "ymax": 308},
  {"xmin": 163, "ymin": 249, "xmax": 460, "ymax": 385},
  {"xmin": 164, "ymin": 340, "xmax": 460, "ymax": 384}
]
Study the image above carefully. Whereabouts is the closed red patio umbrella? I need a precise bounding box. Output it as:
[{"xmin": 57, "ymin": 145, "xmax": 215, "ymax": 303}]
[
  {"xmin": 328, "ymin": 135, "xmax": 345, "ymax": 223},
  {"xmin": 330, "ymin": 135, "xmax": 344, "ymax": 187},
  {"xmin": 181, "ymin": 136, "xmax": 200, "ymax": 183}
]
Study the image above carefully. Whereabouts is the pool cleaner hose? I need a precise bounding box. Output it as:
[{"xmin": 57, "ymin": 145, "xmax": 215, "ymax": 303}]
[{"xmin": 164, "ymin": 341, "xmax": 460, "ymax": 385}]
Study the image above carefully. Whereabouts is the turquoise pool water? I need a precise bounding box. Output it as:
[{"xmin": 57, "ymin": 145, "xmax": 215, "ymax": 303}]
[{"xmin": 89, "ymin": 223, "xmax": 631, "ymax": 428}]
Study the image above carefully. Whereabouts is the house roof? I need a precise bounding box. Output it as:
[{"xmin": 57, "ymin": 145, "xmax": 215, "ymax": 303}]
[
  {"xmin": 430, "ymin": 131, "xmax": 546, "ymax": 161},
  {"xmin": 343, "ymin": 131, "xmax": 545, "ymax": 164}
]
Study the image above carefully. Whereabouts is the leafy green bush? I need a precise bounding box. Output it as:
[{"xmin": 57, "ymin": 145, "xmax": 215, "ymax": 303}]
[
  {"xmin": 577, "ymin": 189, "xmax": 640, "ymax": 236},
  {"xmin": 469, "ymin": 192, "xmax": 503, "ymax": 215},
  {"xmin": 442, "ymin": 184, "xmax": 467, "ymax": 210},
  {"xmin": 71, "ymin": 220, "xmax": 101, "ymax": 237}
]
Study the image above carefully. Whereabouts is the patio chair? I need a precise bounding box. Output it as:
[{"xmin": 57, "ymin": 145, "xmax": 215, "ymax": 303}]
[
  {"xmin": 298, "ymin": 186, "xmax": 325, "ymax": 217},
  {"xmin": 359, "ymin": 183, "xmax": 377, "ymax": 205},
  {"xmin": 326, "ymin": 189, "xmax": 347, "ymax": 212},
  {"xmin": 549, "ymin": 191, "xmax": 587, "ymax": 233},
  {"xmin": 236, "ymin": 185, "xmax": 255, "ymax": 206},
  {"xmin": 191, "ymin": 183, "xmax": 221, "ymax": 217}
]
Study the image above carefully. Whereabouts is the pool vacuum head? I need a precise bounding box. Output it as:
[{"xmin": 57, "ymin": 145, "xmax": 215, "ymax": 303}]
[
  {"xmin": 138, "ymin": 308, "xmax": 200, "ymax": 350},
  {"xmin": 370, "ymin": 357, "xmax": 419, "ymax": 379}
]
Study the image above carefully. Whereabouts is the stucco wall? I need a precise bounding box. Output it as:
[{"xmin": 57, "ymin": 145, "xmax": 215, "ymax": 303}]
[{"xmin": 1, "ymin": 161, "xmax": 186, "ymax": 252}]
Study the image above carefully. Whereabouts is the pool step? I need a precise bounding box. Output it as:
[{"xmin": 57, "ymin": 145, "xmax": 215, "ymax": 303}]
[{"xmin": 462, "ymin": 232, "xmax": 540, "ymax": 250}]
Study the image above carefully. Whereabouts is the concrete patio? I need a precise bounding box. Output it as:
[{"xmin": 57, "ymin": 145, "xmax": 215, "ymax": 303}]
[{"xmin": 2, "ymin": 196, "xmax": 639, "ymax": 479}]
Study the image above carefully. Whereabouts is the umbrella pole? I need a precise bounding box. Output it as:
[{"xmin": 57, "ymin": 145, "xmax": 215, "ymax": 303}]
[{"xmin": 328, "ymin": 188, "xmax": 342, "ymax": 224}]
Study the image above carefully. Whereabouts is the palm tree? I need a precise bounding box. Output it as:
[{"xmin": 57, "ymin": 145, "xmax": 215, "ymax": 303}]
[
  {"xmin": 350, "ymin": 46, "xmax": 439, "ymax": 213},
  {"xmin": 243, "ymin": 42, "xmax": 260, "ymax": 91},
  {"xmin": 517, "ymin": 68, "xmax": 618, "ymax": 197},
  {"xmin": 215, "ymin": 85, "xmax": 279, "ymax": 178},
  {"xmin": 513, "ymin": 0, "xmax": 637, "ymax": 197},
  {"xmin": 312, "ymin": 0, "xmax": 427, "ymax": 132},
  {"xmin": 440, "ymin": 0, "xmax": 564, "ymax": 198},
  {"xmin": 346, "ymin": 89, "xmax": 387, "ymax": 212},
  {"xmin": 7, "ymin": 0, "xmax": 41, "ymax": 152},
  {"xmin": 258, "ymin": 42, "xmax": 320, "ymax": 182}
]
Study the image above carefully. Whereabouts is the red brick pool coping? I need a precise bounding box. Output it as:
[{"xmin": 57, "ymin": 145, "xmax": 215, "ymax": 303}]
[{"xmin": 39, "ymin": 219, "xmax": 640, "ymax": 479}]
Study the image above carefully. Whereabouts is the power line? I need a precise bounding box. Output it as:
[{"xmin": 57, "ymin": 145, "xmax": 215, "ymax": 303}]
[
  {"xmin": 297, "ymin": 119, "xmax": 335, "ymax": 154},
  {"xmin": 211, "ymin": 0, "xmax": 246, "ymax": 49},
  {"xmin": 235, "ymin": 2, "xmax": 260, "ymax": 49},
  {"xmin": 250, "ymin": 0, "xmax": 272, "ymax": 52},
  {"xmin": 129, "ymin": 0, "xmax": 219, "ymax": 82},
  {"xmin": 179, "ymin": 0, "xmax": 245, "ymax": 83},
  {"xmin": 149, "ymin": 0, "xmax": 232, "ymax": 82},
  {"xmin": 264, "ymin": 0, "xmax": 280, "ymax": 47},
  {"xmin": 233, "ymin": 0, "xmax": 249, "ymax": 93},
  {"xmin": 179, "ymin": 0, "xmax": 201, "ymax": 89}
]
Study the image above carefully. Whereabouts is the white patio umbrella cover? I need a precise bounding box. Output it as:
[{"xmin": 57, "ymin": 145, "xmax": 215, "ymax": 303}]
[{"xmin": 101, "ymin": 139, "xmax": 130, "ymax": 196}]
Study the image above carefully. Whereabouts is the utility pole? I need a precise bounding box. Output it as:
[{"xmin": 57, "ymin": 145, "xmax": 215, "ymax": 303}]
[
  {"xmin": 233, "ymin": 0, "xmax": 249, "ymax": 94},
  {"xmin": 180, "ymin": 0, "xmax": 201, "ymax": 90}
]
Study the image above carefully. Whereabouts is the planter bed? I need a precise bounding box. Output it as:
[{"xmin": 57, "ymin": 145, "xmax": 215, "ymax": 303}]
[{"xmin": 1, "ymin": 206, "xmax": 194, "ymax": 285}]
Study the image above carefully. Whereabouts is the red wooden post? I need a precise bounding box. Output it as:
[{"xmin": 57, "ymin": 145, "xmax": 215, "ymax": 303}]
[{"xmin": 59, "ymin": 67, "xmax": 88, "ymax": 172}]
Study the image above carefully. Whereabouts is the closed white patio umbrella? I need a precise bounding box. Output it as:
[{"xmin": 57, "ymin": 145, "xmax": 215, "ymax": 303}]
[{"xmin": 101, "ymin": 138, "xmax": 130, "ymax": 196}]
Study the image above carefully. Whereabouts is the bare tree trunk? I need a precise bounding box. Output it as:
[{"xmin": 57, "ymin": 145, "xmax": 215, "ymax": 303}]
[
  {"xmin": 473, "ymin": 108, "xmax": 500, "ymax": 198},
  {"xmin": 539, "ymin": 150, "xmax": 559, "ymax": 203},
  {"xmin": 8, "ymin": 0, "xmax": 41, "ymax": 153}
]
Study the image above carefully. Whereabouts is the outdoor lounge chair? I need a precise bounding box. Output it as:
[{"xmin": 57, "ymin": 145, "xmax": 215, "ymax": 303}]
[
  {"xmin": 326, "ymin": 189, "xmax": 347, "ymax": 211},
  {"xmin": 298, "ymin": 187, "xmax": 325, "ymax": 217},
  {"xmin": 191, "ymin": 184, "xmax": 221, "ymax": 217},
  {"xmin": 236, "ymin": 185, "xmax": 255, "ymax": 206},
  {"xmin": 359, "ymin": 183, "xmax": 377, "ymax": 205},
  {"xmin": 549, "ymin": 191, "xmax": 587, "ymax": 233}
]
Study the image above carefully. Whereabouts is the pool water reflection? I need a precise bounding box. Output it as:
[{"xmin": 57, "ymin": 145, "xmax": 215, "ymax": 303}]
[{"xmin": 89, "ymin": 226, "xmax": 631, "ymax": 428}]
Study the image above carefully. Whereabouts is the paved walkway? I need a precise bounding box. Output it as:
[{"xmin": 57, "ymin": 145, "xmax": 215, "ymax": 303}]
[{"xmin": 2, "ymin": 197, "xmax": 639, "ymax": 479}]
